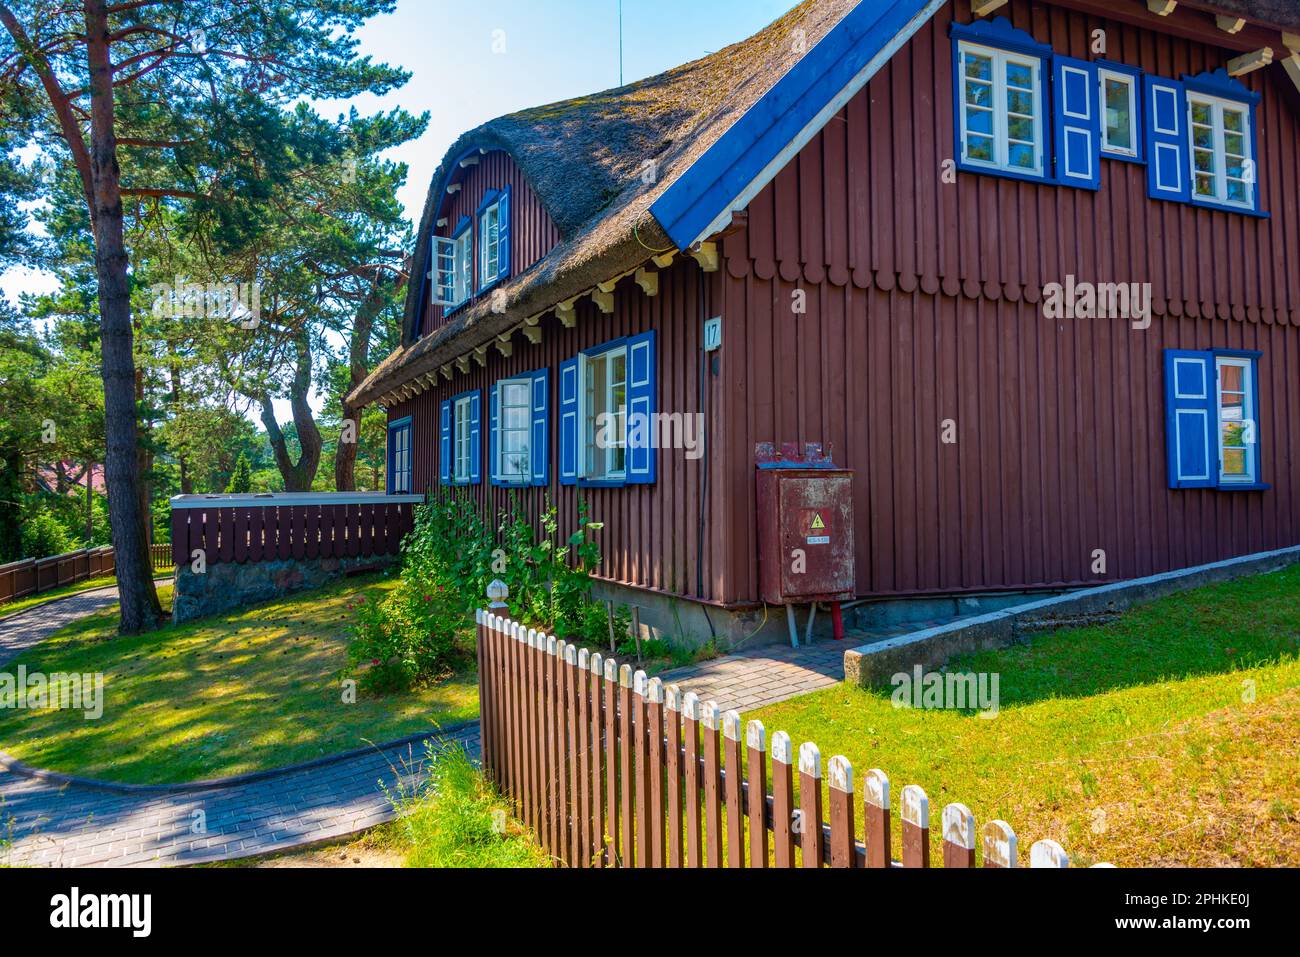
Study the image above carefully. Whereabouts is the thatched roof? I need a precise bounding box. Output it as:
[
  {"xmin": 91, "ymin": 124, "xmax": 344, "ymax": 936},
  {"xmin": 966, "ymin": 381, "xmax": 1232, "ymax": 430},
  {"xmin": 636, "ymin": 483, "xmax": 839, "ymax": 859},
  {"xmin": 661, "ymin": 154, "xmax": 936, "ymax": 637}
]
[
  {"xmin": 1211, "ymin": 1, "xmax": 1300, "ymax": 30},
  {"xmin": 350, "ymin": 0, "xmax": 859, "ymax": 408},
  {"xmin": 350, "ymin": 0, "xmax": 1300, "ymax": 408}
]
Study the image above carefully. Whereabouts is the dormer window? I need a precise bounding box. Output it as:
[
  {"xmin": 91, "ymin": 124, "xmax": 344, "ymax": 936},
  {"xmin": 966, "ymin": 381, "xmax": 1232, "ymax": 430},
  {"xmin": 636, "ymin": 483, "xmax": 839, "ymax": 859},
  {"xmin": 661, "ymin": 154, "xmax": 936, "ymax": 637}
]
[
  {"xmin": 476, "ymin": 186, "xmax": 512, "ymax": 293},
  {"xmin": 432, "ymin": 215, "xmax": 473, "ymax": 310}
]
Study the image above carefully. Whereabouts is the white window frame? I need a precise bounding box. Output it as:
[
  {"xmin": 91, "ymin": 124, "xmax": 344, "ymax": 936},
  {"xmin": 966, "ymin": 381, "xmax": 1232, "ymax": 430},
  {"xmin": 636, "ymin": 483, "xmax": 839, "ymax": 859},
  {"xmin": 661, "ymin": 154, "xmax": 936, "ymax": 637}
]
[
  {"xmin": 1215, "ymin": 356, "xmax": 1257, "ymax": 484},
  {"xmin": 578, "ymin": 345, "xmax": 628, "ymax": 481},
  {"xmin": 1187, "ymin": 93, "xmax": 1254, "ymax": 210},
  {"xmin": 1098, "ymin": 68, "xmax": 1138, "ymax": 158},
  {"xmin": 453, "ymin": 394, "xmax": 473, "ymax": 483},
  {"xmin": 957, "ymin": 41, "xmax": 1045, "ymax": 177},
  {"xmin": 494, "ymin": 376, "xmax": 532, "ymax": 482},
  {"xmin": 451, "ymin": 227, "xmax": 472, "ymax": 306},
  {"xmin": 479, "ymin": 198, "xmax": 502, "ymax": 288}
]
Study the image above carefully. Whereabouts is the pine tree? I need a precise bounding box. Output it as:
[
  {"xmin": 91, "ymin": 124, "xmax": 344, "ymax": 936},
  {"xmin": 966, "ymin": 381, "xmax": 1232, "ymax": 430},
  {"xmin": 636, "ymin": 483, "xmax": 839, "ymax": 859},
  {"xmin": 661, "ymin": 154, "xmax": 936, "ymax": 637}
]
[{"xmin": 225, "ymin": 454, "xmax": 252, "ymax": 494}]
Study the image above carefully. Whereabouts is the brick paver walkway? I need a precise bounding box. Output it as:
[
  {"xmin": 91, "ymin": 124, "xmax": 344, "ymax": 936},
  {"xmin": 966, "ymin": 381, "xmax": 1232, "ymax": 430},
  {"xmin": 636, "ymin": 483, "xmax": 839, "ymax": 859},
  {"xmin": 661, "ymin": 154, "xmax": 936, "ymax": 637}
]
[
  {"xmin": 0, "ymin": 589, "xmax": 856, "ymax": 867},
  {"xmin": 657, "ymin": 640, "xmax": 847, "ymax": 713}
]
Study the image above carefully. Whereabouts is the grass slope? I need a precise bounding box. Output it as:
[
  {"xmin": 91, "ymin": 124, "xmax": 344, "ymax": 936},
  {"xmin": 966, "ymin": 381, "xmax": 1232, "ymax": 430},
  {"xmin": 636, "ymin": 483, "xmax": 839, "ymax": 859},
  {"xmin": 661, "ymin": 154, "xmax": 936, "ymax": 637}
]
[
  {"xmin": 0, "ymin": 576, "xmax": 478, "ymax": 784},
  {"xmin": 751, "ymin": 564, "xmax": 1300, "ymax": 867}
]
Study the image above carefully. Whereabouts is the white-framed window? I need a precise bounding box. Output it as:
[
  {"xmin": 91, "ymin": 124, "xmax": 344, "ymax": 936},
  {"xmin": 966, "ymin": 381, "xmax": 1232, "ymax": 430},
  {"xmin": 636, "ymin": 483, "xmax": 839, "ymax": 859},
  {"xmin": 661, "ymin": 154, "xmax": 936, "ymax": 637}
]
[
  {"xmin": 957, "ymin": 41, "xmax": 1044, "ymax": 176},
  {"xmin": 1098, "ymin": 68, "xmax": 1137, "ymax": 157},
  {"xmin": 479, "ymin": 198, "xmax": 502, "ymax": 288},
  {"xmin": 495, "ymin": 377, "xmax": 532, "ymax": 481},
  {"xmin": 1216, "ymin": 356, "xmax": 1256, "ymax": 484},
  {"xmin": 452, "ymin": 225, "xmax": 472, "ymax": 306},
  {"xmin": 580, "ymin": 345, "xmax": 628, "ymax": 481},
  {"xmin": 1189, "ymin": 94, "xmax": 1254, "ymax": 209},
  {"xmin": 453, "ymin": 394, "xmax": 473, "ymax": 482}
]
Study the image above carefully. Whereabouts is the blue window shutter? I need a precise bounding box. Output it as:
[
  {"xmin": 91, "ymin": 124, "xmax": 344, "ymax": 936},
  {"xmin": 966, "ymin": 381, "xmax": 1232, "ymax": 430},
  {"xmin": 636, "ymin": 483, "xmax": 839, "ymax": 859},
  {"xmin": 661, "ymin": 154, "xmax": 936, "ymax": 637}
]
[
  {"xmin": 497, "ymin": 184, "xmax": 512, "ymax": 281},
  {"xmin": 386, "ymin": 426, "xmax": 396, "ymax": 494},
  {"xmin": 469, "ymin": 391, "xmax": 482, "ymax": 485},
  {"xmin": 1164, "ymin": 350, "xmax": 1216, "ymax": 489},
  {"xmin": 1053, "ymin": 57, "xmax": 1100, "ymax": 190},
  {"xmin": 531, "ymin": 368, "xmax": 550, "ymax": 487},
  {"xmin": 559, "ymin": 357, "xmax": 579, "ymax": 486},
  {"xmin": 439, "ymin": 400, "xmax": 452, "ymax": 485},
  {"xmin": 488, "ymin": 383, "xmax": 500, "ymax": 487},
  {"xmin": 625, "ymin": 330, "xmax": 657, "ymax": 485},
  {"xmin": 1144, "ymin": 76, "xmax": 1190, "ymax": 203}
]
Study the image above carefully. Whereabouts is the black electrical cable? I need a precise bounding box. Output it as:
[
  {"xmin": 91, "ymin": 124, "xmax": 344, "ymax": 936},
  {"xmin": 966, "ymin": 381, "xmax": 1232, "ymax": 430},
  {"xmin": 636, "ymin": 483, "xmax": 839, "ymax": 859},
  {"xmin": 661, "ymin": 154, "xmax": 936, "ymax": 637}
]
[{"xmin": 697, "ymin": 268, "xmax": 716, "ymax": 641}]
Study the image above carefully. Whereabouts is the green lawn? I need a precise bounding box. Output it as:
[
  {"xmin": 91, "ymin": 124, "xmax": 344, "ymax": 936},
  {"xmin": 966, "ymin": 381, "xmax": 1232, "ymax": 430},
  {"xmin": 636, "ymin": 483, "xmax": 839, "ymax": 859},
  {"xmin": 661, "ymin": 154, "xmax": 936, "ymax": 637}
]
[
  {"xmin": 0, "ymin": 576, "xmax": 120, "ymax": 619},
  {"xmin": 750, "ymin": 564, "xmax": 1300, "ymax": 867},
  {"xmin": 0, "ymin": 575, "xmax": 479, "ymax": 784}
]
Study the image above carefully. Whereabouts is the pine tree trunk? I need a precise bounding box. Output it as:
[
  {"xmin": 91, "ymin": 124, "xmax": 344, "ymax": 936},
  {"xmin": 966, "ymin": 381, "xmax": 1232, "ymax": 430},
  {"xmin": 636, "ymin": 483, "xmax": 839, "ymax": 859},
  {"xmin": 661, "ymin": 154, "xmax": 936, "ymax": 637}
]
[
  {"xmin": 262, "ymin": 330, "xmax": 322, "ymax": 492},
  {"xmin": 334, "ymin": 278, "xmax": 390, "ymax": 491},
  {"xmin": 84, "ymin": 0, "xmax": 162, "ymax": 633}
]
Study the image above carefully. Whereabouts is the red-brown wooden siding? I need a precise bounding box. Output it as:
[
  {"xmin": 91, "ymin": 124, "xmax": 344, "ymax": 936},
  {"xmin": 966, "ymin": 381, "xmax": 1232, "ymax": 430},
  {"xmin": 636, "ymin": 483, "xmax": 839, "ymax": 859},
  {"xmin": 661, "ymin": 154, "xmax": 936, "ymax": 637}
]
[
  {"xmin": 391, "ymin": 0, "xmax": 1300, "ymax": 607},
  {"xmin": 422, "ymin": 150, "xmax": 562, "ymax": 337},
  {"xmin": 716, "ymin": 0, "xmax": 1300, "ymax": 600},
  {"xmin": 390, "ymin": 258, "xmax": 733, "ymax": 604}
]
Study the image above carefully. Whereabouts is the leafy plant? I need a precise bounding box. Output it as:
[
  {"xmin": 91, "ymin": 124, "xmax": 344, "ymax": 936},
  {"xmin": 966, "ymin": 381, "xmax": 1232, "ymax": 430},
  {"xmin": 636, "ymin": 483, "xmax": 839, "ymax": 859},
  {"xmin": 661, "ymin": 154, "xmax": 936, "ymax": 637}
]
[
  {"xmin": 20, "ymin": 507, "xmax": 72, "ymax": 559},
  {"xmin": 344, "ymin": 581, "xmax": 467, "ymax": 694}
]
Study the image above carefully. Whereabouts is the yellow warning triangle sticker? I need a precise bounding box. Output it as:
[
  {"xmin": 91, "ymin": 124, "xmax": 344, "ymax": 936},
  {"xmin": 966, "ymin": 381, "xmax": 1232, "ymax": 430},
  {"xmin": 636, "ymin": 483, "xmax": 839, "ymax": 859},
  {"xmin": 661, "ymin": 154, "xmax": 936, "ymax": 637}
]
[{"xmin": 811, "ymin": 513, "xmax": 826, "ymax": 530}]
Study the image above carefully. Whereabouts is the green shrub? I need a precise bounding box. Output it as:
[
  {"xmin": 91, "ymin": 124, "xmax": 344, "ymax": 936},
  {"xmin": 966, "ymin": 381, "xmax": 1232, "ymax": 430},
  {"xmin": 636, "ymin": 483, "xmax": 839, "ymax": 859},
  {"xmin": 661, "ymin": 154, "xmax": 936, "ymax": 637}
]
[
  {"xmin": 401, "ymin": 490, "xmax": 495, "ymax": 610},
  {"xmin": 20, "ymin": 507, "xmax": 72, "ymax": 559},
  {"xmin": 344, "ymin": 579, "xmax": 467, "ymax": 693}
]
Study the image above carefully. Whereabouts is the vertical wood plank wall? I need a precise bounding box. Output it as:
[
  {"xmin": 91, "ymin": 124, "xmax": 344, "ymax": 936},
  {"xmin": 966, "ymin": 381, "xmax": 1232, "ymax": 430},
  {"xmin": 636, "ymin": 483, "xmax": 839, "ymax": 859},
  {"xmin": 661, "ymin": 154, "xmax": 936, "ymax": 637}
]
[
  {"xmin": 389, "ymin": 257, "xmax": 732, "ymax": 604},
  {"xmin": 392, "ymin": 0, "xmax": 1300, "ymax": 606},
  {"xmin": 717, "ymin": 0, "xmax": 1300, "ymax": 599}
]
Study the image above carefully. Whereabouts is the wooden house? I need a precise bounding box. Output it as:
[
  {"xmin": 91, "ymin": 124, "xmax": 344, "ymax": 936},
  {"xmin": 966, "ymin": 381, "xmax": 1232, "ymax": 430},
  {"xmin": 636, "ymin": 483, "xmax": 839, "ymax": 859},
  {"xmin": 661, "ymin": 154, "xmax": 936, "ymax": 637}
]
[{"xmin": 351, "ymin": 0, "xmax": 1300, "ymax": 645}]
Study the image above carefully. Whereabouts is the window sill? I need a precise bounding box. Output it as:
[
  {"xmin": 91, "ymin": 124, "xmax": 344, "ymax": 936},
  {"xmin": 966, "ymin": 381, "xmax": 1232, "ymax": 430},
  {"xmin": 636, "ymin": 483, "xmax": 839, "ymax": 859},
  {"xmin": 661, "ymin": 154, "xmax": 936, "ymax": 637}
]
[
  {"xmin": 957, "ymin": 161, "xmax": 1050, "ymax": 187},
  {"xmin": 1100, "ymin": 149, "xmax": 1142, "ymax": 164},
  {"xmin": 1216, "ymin": 482, "xmax": 1270, "ymax": 492},
  {"xmin": 1189, "ymin": 198, "xmax": 1270, "ymax": 219},
  {"xmin": 577, "ymin": 478, "xmax": 627, "ymax": 489}
]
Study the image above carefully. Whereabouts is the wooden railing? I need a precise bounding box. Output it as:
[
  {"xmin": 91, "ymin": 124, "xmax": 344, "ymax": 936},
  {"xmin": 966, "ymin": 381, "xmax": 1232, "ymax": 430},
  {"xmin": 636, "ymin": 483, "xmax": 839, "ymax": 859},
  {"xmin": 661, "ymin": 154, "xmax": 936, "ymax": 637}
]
[
  {"xmin": 476, "ymin": 610, "xmax": 1106, "ymax": 869},
  {"xmin": 0, "ymin": 544, "xmax": 177, "ymax": 606},
  {"xmin": 169, "ymin": 492, "xmax": 425, "ymax": 567}
]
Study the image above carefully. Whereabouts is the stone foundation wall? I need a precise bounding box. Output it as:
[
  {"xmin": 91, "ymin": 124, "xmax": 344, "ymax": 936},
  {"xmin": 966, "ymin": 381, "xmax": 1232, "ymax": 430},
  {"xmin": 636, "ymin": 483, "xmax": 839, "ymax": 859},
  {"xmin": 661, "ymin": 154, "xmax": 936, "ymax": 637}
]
[{"xmin": 171, "ymin": 554, "xmax": 397, "ymax": 624}]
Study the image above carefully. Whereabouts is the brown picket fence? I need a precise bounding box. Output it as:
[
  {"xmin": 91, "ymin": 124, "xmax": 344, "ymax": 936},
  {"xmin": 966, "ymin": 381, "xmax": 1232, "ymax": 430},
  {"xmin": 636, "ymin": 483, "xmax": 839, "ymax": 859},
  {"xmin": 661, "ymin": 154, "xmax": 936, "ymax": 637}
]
[{"xmin": 476, "ymin": 610, "xmax": 1107, "ymax": 869}]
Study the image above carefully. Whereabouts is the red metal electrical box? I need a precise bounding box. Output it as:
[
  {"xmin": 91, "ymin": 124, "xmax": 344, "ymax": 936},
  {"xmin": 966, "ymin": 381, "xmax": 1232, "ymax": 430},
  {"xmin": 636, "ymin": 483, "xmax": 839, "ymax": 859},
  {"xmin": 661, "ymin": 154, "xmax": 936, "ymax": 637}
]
[{"xmin": 756, "ymin": 464, "xmax": 856, "ymax": 605}]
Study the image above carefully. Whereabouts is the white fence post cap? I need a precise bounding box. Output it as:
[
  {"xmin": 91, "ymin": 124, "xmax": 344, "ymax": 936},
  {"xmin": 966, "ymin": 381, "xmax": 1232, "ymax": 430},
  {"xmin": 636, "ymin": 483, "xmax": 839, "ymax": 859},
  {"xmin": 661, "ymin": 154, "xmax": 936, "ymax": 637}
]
[
  {"xmin": 701, "ymin": 700, "xmax": 721, "ymax": 730},
  {"xmin": 578, "ymin": 648, "xmax": 590, "ymax": 669},
  {"xmin": 634, "ymin": 670, "xmax": 647, "ymax": 696},
  {"xmin": 589, "ymin": 652, "xmax": 603, "ymax": 675},
  {"xmin": 901, "ymin": 784, "xmax": 929, "ymax": 829},
  {"xmin": 864, "ymin": 769, "xmax": 890, "ymax": 810},
  {"xmin": 665, "ymin": 684, "xmax": 681, "ymax": 711},
  {"xmin": 722, "ymin": 710, "xmax": 742, "ymax": 741},
  {"xmin": 771, "ymin": 730, "xmax": 793, "ymax": 764},
  {"xmin": 1030, "ymin": 839, "xmax": 1070, "ymax": 868},
  {"xmin": 942, "ymin": 803, "xmax": 976, "ymax": 850},
  {"xmin": 982, "ymin": 820, "xmax": 1018, "ymax": 868},
  {"xmin": 746, "ymin": 720, "xmax": 766, "ymax": 751},
  {"xmin": 799, "ymin": 741, "xmax": 821, "ymax": 778},
  {"xmin": 682, "ymin": 691, "xmax": 700, "ymax": 719},
  {"xmin": 828, "ymin": 755, "xmax": 853, "ymax": 792},
  {"xmin": 647, "ymin": 677, "xmax": 663, "ymax": 703}
]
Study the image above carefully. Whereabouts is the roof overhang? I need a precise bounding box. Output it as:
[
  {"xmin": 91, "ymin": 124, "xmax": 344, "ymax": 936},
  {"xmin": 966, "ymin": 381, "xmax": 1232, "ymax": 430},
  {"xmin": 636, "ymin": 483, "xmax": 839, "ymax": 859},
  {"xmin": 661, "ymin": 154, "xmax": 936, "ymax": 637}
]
[{"xmin": 649, "ymin": 0, "xmax": 944, "ymax": 250}]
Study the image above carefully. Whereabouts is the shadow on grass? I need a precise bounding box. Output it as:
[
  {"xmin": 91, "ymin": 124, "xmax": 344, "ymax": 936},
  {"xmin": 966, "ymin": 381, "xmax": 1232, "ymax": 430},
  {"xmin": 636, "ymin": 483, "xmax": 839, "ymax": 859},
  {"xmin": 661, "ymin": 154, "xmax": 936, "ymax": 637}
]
[
  {"xmin": 0, "ymin": 573, "xmax": 481, "ymax": 785},
  {"xmin": 855, "ymin": 563, "xmax": 1300, "ymax": 711}
]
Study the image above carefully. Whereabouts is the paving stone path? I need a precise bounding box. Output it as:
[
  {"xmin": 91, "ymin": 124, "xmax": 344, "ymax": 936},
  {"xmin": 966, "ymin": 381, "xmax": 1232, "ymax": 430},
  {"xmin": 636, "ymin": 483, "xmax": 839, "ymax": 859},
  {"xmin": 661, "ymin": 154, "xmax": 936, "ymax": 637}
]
[{"xmin": 0, "ymin": 589, "xmax": 855, "ymax": 867}]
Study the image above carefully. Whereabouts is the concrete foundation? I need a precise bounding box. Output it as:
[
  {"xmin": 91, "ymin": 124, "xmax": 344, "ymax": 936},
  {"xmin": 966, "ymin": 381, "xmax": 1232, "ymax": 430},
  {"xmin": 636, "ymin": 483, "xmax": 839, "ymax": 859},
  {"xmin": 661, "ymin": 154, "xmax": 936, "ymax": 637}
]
[{"xmin": 842, "ymin": 544, "xmax": 1300, "ymax": 689}]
